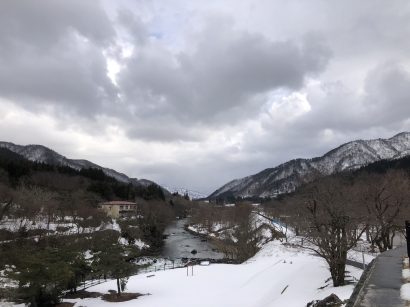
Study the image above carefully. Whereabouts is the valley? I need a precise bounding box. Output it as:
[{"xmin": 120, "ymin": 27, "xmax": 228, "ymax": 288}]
[
  {"xmin": 1, "ymin": 133, "xmax": 410, "ymax": 307},
  {"xmin": 2, "ymin": 2, "xmax": 410, "ymax": 306}
]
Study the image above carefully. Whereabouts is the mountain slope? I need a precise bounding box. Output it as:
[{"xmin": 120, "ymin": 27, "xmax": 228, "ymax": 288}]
[
  {"xmin": 209, "ymin": 132, "xmax": 410, "ymax": 199},
  {"xmin": 0, "ymin": 141, "xmax": 160, "ymax": 188}
]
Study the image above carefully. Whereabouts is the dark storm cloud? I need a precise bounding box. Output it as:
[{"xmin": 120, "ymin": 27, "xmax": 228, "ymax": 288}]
[
  {"xmin": 118, "ymin": 20, "xmax": 331, "ymax": 128},
  {"xmin": 0, "ymin": 0, "xmax": 117, "ymax": 115},
  {"xmin": 363, "ymin": 63, "xmax": 410, "ymax": 125},
  {"xmin": 0, "ymin": 0, "xmax": 114, "ymax": 49},
  {"xmin": 1, "ymin": 0, "xmax": 410, "ymax": 194}
]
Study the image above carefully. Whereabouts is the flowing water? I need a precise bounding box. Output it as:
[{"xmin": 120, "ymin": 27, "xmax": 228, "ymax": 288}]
[{"xmin": 161, "ymin": 219, "xmax": 224, "ymax": 260}]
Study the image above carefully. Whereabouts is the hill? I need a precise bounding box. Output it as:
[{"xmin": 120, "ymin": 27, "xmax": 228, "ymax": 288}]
[{"xmin": 209, "ymin": 132, "xmax": 410, "ymax": 200}]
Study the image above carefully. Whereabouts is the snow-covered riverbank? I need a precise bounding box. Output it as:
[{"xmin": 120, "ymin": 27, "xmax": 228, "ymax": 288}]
[{"xmin": 62, "ymin": 239, "xmax": 371, "ymax": 307}]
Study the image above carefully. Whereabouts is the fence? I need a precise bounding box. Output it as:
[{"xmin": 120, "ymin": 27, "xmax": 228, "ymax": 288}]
[
  {"xmin": 78, "ymin": 261, "xmax": 190, "ymax": 290},
  {"xmin": 80, "ymin": 278, "xmax": 107, "ymax": 290},
  {"xmin": 139, "ymin": 261, "xmax": 186, "ymax": 274},
  {"xmin": 77, "ymin": 257, "xmax": 236, "ymax": 291}
]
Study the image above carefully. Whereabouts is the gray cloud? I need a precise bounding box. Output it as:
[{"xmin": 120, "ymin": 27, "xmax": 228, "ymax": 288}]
[
  {"xmin": 0, "ymin": 0, "xmax": 117, "ymax": 116},
  {"xmin": 0, "ymin": 0, "xmax": 410, "ymax": 194},
  {"xmin": 0, "ymin": 0, "xmax": 114, "ymax": 49},
  {"xmin": 237, "ymin": 61, "xmax": 410, "ymax": 178},
  {"xmin": 118, "ymin": 20, "xmax": 331, "ymax": 128},
  {"xmin": 363, "ymin": 63, "xmax": 410, "ymax": 124},
  {"xmin": 117, "ymin": 10, "xmax": 148, "ymax": 45}
]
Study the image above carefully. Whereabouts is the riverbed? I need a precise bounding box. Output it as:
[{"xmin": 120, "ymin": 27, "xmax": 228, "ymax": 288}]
[{"xmin": 161, "ymin": 219, "xmax": 224, "ymax": 259}]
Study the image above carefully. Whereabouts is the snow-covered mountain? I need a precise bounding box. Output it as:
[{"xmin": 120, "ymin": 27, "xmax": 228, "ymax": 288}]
[
  {"xmin": 0, "ymin": 141, "xmax": 160, "ymax": 188},
  {"xmin": 162, "ymin": 186, "xmax": 207, "ymax": 200},
  {"xmin": 209, "ymin": 132, "xmax": 410, "ymax": 199}
]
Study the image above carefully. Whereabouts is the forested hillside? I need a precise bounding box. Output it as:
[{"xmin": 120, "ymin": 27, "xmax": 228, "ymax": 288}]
[{"xmin": 0, "ymin": 147, "xmax": 194, "ymax": 306}]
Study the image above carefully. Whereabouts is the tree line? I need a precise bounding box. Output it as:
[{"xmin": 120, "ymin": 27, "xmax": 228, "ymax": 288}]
[
  {"xmin": 190, "ymin": 156, "xmax": 410, "ymax": 287},
  {"xmin": 263, "ymin": 164, "xmax": 410, "ymax": 287}
]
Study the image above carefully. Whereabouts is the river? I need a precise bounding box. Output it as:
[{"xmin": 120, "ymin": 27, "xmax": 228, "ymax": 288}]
[{"xmin": 161, "ymin": 219, "xmax": 224, "ymax": 260}]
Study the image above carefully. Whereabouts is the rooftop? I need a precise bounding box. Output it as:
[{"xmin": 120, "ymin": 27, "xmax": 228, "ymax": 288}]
[{"xmin": 100, "ymin": 201, "xmax": 137, "ymax": 206}]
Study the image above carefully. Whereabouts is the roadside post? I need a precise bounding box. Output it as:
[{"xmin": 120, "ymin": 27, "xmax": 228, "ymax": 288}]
[
  {"xmin": 186, "ymin": 261, "xmax": 194, "ymax": 276},
  {"xmin": 406, "ymin": 221, "xmax": 410, "ymax": 258},
  {"xmin": 361, "ymin": 245, "xmax": 365, "ymax": 270}
]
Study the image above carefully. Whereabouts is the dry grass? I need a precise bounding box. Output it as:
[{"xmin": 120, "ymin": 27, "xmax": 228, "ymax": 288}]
[
  {"xmin": 64, "ymin": 290, "xmax": 102, "ymax": 299},
  {"xmin": 101, "ymin": 292, "xmax": 143, "ymax": 302}
]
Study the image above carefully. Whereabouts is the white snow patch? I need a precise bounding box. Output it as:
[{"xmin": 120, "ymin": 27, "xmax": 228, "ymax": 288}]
[
  {"xmin": 119, "ymin": 237, "xmax": 149, "ymax": 249},
  {"xmin": 63, "ymin": 240, "xmax": 363, "ymax": 307},
  {"xmin": 403, "ymin": 269, "xmax": 410, "ymax": 280},
  {"xmin": 401, "ymin": 283, "xmax": 410, "ymax": 301},
  {"xmin": 111, "ymin": 219, "xmax": 121, "ymax": 232}
]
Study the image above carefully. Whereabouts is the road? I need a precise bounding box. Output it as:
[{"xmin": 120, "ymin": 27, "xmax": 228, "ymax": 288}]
[{"xmin": 356, "ymin": 246, "xmax": 406, "ymax": 307}]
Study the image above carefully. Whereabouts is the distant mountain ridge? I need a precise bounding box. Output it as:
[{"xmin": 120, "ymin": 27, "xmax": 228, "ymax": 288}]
[
  {"xmin": 0, "ymin": 141, "xmax": 159, "ymax": 189},
  {"xmin": 209, "ymin": 132, "xmax": 410, "ymax": 199},
  {"xmin": 162, "ymin": 186, "xmax": 207, "ymax": 200}
]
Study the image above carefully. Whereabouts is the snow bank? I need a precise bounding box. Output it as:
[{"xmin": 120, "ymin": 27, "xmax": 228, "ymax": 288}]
[
  {"xmin": 63, "ymin": 240, "xmax": 363, "ymax": 307},
  {"xmin": 403, "ymin": 268, "xmax": 410, "ymax": 280},
  {"xmin": 401, "ymin": 283, "xmax": 410, "ymax": 301}
]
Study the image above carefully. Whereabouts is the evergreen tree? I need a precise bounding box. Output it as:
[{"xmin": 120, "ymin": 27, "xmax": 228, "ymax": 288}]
[
  {"xmin": 8, "ymin": 247, "xmax": 74, "ymax": 306},
  {"xmin": 93, "ymin": 233, "xmax": 137, "ymax": 295}
]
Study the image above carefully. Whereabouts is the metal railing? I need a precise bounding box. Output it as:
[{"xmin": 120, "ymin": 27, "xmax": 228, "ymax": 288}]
[{"xmin": 77, "ymin": 262, "xmax": 188, "ymax": 290}]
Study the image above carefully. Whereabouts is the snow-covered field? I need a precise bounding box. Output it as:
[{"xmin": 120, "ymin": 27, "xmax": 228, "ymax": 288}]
[
  {"xmin": 0, "ymin": 217, "xmax": 120, "ymax": 235},
  {"xmin": 2, "ymin": 212, "xmax": 375, "ymax": 307},
  {"xmin": 63, "ymin": 240, "xmax": 367, "ymax": 307}
]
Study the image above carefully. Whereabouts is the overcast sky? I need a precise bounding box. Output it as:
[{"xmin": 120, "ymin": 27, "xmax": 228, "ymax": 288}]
[{"xmin": 0, "ymin": 0, "xmax": 409, "ymax": 194}]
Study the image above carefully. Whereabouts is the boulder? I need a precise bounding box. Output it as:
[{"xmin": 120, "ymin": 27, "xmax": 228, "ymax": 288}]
[{"xmin": 306, "ymin": 293, "xmax": 343, "ymax": 307}]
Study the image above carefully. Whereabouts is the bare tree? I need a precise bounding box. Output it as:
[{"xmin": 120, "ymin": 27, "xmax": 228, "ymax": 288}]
[
  {"xmin": 359, "ymin": 170, "xmax": 410, "ymax": 252},
  {"xmin": 216, "ymin": 204, "xmax": 267, "ymax": 261},
  {"xmin": 10, "ymin": 185, "xmax": 59, "ymax": 236},
  {"xmin": 0, "ymin": 183, "xmax": 14, "ymax": 221},
  {"xmin": 301, "ymin": 177, "xmax": 366, "ymax": 287}
]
